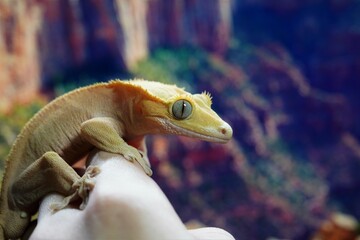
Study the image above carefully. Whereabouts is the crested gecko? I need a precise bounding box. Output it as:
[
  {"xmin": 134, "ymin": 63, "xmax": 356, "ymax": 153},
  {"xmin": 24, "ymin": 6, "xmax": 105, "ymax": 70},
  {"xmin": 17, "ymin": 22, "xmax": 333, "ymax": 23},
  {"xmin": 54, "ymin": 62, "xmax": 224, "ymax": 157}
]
[{"xmin": 0, "ymin": 79, "xmax": 232, "ymax": 239}]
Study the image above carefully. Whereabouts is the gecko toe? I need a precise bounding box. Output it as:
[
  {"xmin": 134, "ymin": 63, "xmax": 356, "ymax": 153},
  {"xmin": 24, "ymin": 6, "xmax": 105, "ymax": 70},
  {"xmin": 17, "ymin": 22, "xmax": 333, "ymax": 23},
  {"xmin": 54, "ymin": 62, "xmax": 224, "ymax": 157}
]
[{"xmin": 50, "ymin": 166, "xmax": 100, "ymax": 211}]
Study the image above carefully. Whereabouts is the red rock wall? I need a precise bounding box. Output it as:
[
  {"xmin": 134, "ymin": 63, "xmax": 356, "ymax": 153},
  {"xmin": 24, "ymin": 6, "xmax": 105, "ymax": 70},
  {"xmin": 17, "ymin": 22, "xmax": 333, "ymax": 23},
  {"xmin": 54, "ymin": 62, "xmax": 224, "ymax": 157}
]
[
  {"xmin": 0, "ymin": 0, "xmax": 232, "ymax": 112},
  {"xmin": 147, "ymin": 0, "xmax": 232, "ymax": 54},
  {"xmin": 0, "ymin": 0, "xmax": 42, "ymax": 112}
]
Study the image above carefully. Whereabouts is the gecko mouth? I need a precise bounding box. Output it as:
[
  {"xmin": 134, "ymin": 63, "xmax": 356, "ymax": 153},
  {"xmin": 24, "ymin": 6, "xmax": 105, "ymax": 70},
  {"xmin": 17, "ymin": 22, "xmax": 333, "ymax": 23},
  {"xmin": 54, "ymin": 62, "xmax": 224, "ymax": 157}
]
[{"xmin": 156, "ymin": 118, "xmax": 229, "ymax": 143}]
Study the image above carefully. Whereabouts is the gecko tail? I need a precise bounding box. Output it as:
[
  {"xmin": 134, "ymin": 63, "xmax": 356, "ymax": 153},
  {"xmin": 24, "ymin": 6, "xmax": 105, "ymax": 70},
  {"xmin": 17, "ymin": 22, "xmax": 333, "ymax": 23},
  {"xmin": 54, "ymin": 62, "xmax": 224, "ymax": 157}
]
[
  {"xmin": 0, "ymin": 209, "xmax": 30, "ymax": 240},
  {"xmin": 0, "ymin": 223, "xmax": 5, "ymax": 240}
]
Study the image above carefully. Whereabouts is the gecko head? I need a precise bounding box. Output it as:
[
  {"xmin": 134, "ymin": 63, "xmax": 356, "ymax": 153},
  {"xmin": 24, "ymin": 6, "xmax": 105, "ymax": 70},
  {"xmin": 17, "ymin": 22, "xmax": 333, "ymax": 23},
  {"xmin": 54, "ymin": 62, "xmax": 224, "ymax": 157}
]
[{"xmin": 130, "ymin": 80, "xmax": 233, "ymax": 143}]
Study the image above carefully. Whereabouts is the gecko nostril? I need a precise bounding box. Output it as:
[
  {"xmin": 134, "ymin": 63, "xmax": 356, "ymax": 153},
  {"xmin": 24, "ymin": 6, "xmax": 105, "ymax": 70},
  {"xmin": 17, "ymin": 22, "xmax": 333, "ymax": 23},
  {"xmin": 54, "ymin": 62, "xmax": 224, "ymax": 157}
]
[{"xmin": 221, "ymin": 128, "xmax": 227, "ymax": 135}]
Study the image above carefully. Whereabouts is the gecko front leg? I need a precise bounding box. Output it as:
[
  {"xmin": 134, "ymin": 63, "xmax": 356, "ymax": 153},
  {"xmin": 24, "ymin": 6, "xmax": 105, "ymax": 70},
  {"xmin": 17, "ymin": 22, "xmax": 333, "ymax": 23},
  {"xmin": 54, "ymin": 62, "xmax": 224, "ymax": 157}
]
[{"xmin": 80, "ymin": 117, "xmax": 152, "ymax": 176}]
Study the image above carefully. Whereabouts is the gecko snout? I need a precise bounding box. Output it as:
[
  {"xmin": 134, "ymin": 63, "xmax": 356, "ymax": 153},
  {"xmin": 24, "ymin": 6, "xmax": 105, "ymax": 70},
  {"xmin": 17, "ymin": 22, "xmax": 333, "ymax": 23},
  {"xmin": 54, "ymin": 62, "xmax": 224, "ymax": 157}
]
[{"xmin": 218, "ymin": 122, "xmax": 233, "ymax": 141}]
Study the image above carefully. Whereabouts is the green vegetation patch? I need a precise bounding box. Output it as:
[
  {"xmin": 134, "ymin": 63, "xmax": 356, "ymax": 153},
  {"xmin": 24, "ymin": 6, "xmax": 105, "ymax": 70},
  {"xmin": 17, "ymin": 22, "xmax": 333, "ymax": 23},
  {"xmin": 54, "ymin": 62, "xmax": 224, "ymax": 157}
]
[{"xmin": 0, "ymin": 99, "xmax": 46, "ymax": 181}]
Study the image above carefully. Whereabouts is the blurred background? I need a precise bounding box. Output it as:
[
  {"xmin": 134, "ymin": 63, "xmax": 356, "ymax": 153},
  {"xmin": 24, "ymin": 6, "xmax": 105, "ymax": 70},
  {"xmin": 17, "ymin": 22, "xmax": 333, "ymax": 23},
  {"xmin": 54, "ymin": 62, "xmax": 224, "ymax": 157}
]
[{"xmin": 1, "ymin": 0, "xmax": 360, "ymax": 239}]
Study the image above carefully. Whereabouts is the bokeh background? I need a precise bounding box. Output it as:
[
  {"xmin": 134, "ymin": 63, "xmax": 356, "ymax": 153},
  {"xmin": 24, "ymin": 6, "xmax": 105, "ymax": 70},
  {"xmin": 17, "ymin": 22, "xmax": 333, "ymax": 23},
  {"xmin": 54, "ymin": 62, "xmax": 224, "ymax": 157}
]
[{"xmin": 1, "ymin": 0, "xmax": 360, "ymax": 239}]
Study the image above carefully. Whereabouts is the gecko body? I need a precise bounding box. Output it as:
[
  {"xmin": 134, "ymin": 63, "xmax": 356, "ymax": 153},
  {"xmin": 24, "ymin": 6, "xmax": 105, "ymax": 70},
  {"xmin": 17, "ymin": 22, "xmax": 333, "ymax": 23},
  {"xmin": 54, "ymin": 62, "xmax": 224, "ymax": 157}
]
[{"xmin": 0, "ymin": 79, "xmax": 232, "ymax": 239}]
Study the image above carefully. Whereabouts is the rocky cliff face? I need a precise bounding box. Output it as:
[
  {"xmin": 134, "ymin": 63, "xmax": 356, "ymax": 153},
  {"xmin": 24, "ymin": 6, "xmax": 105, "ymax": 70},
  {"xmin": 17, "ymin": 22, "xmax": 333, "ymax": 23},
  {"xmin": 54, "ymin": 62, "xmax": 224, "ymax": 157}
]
[
  {"xmin": 147, "ymin": 0, "xmax": 232, "ymax": 54},
  {"xmin": 0, "ymin": 0, "xmax": 41, "ymax": 112},
  {"xmin": 0, "ymin": 0, "xmax": 232, "ymax": 112}
]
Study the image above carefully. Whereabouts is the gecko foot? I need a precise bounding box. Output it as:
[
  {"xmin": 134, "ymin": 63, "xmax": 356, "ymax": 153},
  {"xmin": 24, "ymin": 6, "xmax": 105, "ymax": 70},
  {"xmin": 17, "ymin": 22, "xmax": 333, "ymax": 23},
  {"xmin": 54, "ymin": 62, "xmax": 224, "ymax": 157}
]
[
  {"xmin": 51, "ymin": 166, "xmax": 101, "ymax": 211},
  {"xmin": 135, "ymin": 151, "xmax": 153, "ymax": 176},
  {"xmin": 119, "ymin": 147, "xmax": 152, "ymax": 176},
  {"xmin": 137, "ymin": 161, "xmax": 152, "ymax": 176}
]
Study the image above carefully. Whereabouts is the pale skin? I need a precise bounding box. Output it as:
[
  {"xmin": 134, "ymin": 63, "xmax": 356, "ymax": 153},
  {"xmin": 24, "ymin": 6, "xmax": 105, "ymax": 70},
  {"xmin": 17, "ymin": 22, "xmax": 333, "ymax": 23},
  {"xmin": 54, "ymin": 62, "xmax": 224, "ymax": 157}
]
[
  {"xmin": 0, "ymin": 79, "xmax": 233, "ymax": 239},
  {"xmin": 29, "ymin": 152, "xmax": 235, "ymax": 240}
]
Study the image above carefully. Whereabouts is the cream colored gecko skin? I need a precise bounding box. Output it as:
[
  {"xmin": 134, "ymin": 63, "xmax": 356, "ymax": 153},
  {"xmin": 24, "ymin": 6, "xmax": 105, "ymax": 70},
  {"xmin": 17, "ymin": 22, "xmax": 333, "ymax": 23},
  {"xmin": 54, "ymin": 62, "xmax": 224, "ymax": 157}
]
[{"xmin": 0, "ymin": 79, "xmax": 232, "ymax": 239}]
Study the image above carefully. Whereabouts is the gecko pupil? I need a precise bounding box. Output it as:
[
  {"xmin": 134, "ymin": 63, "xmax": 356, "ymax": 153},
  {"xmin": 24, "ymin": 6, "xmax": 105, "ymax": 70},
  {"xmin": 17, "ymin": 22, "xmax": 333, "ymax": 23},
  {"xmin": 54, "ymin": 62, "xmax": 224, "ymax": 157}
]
[
  {"xmin": 172, "ymin": 99, "xmax": 192, "ymax": 120},
  {"xmin": 181, "ymin": 101, "xmax": 185, "ymax": 115}
]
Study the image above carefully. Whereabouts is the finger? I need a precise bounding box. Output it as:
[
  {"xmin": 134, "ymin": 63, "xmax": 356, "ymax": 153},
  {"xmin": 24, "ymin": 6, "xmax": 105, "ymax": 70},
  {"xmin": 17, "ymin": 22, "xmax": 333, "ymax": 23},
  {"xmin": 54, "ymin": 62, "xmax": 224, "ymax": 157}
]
[{"xmin": 188, "ymin": 227, "xmax": 235, "ymax": 240}]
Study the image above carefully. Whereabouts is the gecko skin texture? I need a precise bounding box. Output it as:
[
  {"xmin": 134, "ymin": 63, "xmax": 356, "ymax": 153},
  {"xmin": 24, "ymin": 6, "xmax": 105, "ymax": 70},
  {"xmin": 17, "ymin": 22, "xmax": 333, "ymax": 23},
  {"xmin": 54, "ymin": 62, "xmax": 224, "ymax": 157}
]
[{"xmin": 0, "ymin": 79, "xmax": 233, "ymax": 239}]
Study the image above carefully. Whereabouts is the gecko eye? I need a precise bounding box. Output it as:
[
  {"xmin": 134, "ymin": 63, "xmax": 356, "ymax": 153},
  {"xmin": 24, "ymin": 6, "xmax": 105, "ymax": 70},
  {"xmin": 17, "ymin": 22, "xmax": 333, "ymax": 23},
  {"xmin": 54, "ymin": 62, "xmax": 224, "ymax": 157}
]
[{"xmin": 172, "ymin": 99, "xmax": 192, "ymax": 120}]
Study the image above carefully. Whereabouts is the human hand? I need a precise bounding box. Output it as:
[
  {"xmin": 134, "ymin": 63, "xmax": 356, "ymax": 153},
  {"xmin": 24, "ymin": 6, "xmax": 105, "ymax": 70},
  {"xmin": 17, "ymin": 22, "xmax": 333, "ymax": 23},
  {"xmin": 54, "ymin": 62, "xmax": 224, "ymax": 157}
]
[{"xmin": 30, "ymin": 151, "xmax": 235, "ymax": 240}]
